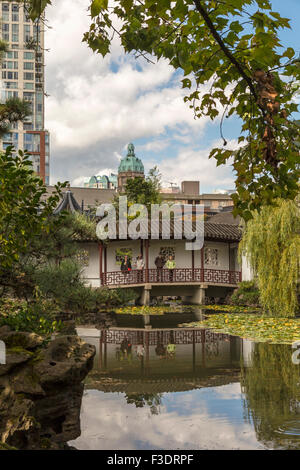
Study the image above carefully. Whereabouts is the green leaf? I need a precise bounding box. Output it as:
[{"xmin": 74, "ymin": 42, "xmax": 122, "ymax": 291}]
[{"xmin": 91, "ymin": 0, "xmax": 108, "ymax": 17}]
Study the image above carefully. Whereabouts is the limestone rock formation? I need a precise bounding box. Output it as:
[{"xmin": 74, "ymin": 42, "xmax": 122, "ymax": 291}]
[{"xmin": 0, "ymin": 327, "xmax": 95, "ymax": 450}]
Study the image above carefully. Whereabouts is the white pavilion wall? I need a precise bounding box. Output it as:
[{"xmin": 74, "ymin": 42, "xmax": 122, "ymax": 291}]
[
  {"xmin": 80, "ymin": 242, "xmax": 100, "ymax": 287},
  {"xmin": 80, "ymin": 238, "xmax": 239, "ymax": 287},
  {"xmin": 203, "ymin": 241, "xmax": 230, "ymax": 271},
  {"xmin": 148, "ymin": 240, "xmax": 190, "ymax": 268},
  {"xmin": 241, "ymin": 255, "xmax": 254, "ymax": 281},
  {"xmin": 106, "ymin": 240, "xmax": 141, "ymax": 272}
]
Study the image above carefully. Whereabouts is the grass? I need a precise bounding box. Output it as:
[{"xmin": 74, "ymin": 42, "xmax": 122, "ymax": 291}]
[{"xmin": 180, "ymin": 313, "xmax": 300, "ymax": 344}]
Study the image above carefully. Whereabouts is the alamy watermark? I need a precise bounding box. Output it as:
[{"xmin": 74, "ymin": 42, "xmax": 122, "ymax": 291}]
[
  {"xmin": 95, "ymin": 196, "xmax": 204, "ymax": 251},
  {"xmin": 292, "ymin": 341, "xmax": 300, "ymax": 365},
  {"xmin": 0, "ymin": 340, "xmax": 6, "ymax": 365}
]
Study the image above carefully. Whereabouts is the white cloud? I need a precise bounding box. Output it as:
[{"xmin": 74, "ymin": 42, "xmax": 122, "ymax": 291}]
[
  {"xmin": 45, "ymin": 0, "xmax": 234, "ymax": 192},
  {"xmin": 72, "ymin": 166, "xmax": 118, "ymax": 186},
  {"xmin": 45, "ymin": 0, "xmax": 192, "ymax": 148},
  {"xmin": 144, "ymin": 139, "xmax": 237, "ymax": 192},
  {"xmin": 137, "ymin": 139, "xmax": 171, "ymax": 153},
  {"xmin": 69, "ymin": 385, "xmax": 262, "ymax": 450}
]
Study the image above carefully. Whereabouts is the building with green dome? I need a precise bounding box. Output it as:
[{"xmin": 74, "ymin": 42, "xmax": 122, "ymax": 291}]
[
  {"xmin": 118, "ymin": 143, "xmax": 144, "ymax": 192},
  {"xmin": 84, "ymin": 173, "xmax": 118, "ymax": 189}
]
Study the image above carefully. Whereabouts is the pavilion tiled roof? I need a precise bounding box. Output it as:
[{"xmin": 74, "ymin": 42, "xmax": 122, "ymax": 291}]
[
  {"xmin": 204, "ymin": 222, "xmax": 242, "ymax": 241},
  {"xmin": 75, "ymin": 219, "xmax": 242, "ymax": 243},
  {"xmin": 86, "ymin": 370, "xmax": 241, "ymax": 394},
  {"xmin": 53, "ymin": 190, "xmax": 82, "ymax": 215},
  {"xmin": 112, "ymin": 219, "xmax": 242, "ymax": 242}
]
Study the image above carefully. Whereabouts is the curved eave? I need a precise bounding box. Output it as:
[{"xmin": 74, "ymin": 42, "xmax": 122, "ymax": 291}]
[
  {"xmin": 53, "ymin": 190, "xmax": 82, "ymax": 215},
  {"xmin": 76, "ymin": 221, "xmax": 242, "ymax": 243}
]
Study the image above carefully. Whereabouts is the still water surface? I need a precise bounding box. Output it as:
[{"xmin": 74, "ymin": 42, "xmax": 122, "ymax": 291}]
[{"xmin": 71, "ymin": 312, "xmax": 300, "ymax": 450}]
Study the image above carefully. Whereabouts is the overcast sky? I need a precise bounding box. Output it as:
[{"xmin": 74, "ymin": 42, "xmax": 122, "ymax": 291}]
[{"xmin": 45, "ymin": 0, "xmax": 300, "ymax": 191}]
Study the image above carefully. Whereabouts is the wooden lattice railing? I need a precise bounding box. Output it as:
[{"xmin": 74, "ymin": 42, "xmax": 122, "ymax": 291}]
[{"xmin": 102, "ymin": 268, "xmax": 241, "ymax": 286}]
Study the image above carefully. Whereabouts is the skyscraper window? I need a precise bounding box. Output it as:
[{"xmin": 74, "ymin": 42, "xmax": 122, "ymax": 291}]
[{"xmin": 0, "ymin": 1, "xmax": 49, "ymax": 182}]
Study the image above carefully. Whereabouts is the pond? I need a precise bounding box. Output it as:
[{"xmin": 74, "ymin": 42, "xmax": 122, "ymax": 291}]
[{"xmin": 70, "ymin": 311, "xmax": 300, "ymax": 450}]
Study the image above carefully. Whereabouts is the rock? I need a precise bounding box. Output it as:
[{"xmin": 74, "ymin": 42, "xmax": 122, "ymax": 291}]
[
  {"xmin": 0, "ymin": 331, "xmax": 43, "ymax": 350},
  {"xmin": 0, "ymin": 349, "xmax": 33, "ymax": 376},
  {"xmin": 34, "ymin": 336, "xmax": 95, "ymax": 388},
  {"xmin": 10, "ymin": 367, "xmax": 45, "ymax": 396},
  {"xmin": 0, "ymin": 333, "xmax": 96, "ymax": 449},
  {"xmin": 58, "ymin": 320, "xmax": 77, "ymax": 336}
]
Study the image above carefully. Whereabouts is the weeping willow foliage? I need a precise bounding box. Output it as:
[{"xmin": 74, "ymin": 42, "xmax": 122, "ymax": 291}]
[
  {"xmin": 239, "ymin": 198, "xmax": 300, "ymax": 317},
  {"xmin": 241, "ymin": 343, "xmax": 300, "ymax": 449}
]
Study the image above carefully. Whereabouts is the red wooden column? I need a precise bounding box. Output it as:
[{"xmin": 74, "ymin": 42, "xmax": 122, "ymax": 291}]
[
  {"xmin": 99, "ymin": 331, "xmax": 103, "ymax": 369},
  {"xmin": 145, "ymin": 239, "xmax": 149, "ymax": 282},
  {"xmin": 228, "ymin": 243, "xmax": 231, "ymax": 284},
  {"xmin": 145, "ymin": 330, "xmax": 150, "ymax": 376},
  {"xmin": 201, "ymin": 329, "xmax": 206, "ymax": 368},
  {"xmin": 192, "ymin": 249, "xmax": 195, "ymax": 281},
  {"xmin": 200, "ymin": 245, "xmax": 204, "ymax": 282},
  {"xmin": 99, "ymin": 243, "xmax": 103, "ymax": 285},
  {"xmin": 103, "ymin": 329, "xmax": 107, "ymax": 370},
  {"xmin": 192, "ymin": 330, "xmax": 196, "ymax": 372},
  {"xmin": 104, "ymin": 245, "xmax": 107, "ymax": 283},
  {"xmin": 140, "ymin": 239, "xmax": 144, "ymax": 257}
]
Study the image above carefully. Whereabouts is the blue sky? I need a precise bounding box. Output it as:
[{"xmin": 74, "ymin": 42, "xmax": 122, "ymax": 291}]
[{"xmin": 45, "ymin": 0, "xmax": 300, "ymax": 193}]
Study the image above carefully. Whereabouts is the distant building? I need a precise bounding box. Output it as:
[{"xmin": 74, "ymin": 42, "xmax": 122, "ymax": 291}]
[
  {"xmin": 117, "ymin": 143, "xmax": 144, "ymax": 192},
  {"xmin": 49, "ymin": 142, "xmax": 234, "ymax": 215},
  {"xmin": 160, "ymin": 182, "xmax": 234, "ymax": 216},
  {"xmin": 82, "ymin": 142, "xmax": 144, "ymax": 192},
  {"xmin": 84, "ymin": 173, "xmax": 118, "ymax": 189},
  {"xmin": 0, "ymin": 1, "xmax": 50, "ymax": 183},
  {"xmin": 213, "ymin": 189, "xmax": 235, "ymax": 196},
  {"xmin": 200, "ymin": 194, "xmax": 234, "ymax": 214},
  {"xmin": 160, "ymin": 185, "xmax": 180, "ymax": 194},
  {"xmin": 24, "ymin": 130, "xmax": 49, "ymax": 183}
]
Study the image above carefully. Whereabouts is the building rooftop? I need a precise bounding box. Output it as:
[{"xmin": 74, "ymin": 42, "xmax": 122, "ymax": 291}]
[
  {"xmin": 118, "ymin": 143, "xmax": 144, "ymax": 174},
  {"xmin": 207, "ymin": 211, "xmax": 240, "ymax": 226},
  {"xmin": 46, "ymin": 186, "xmax": 116, "ymax": 209},
  {"xmin": 200, "ymin": 193, "xmax": 234, "ymax": 200},
  {"xmin": 86, "ymin": 370, "xmax": 241, "ymax": 394}
]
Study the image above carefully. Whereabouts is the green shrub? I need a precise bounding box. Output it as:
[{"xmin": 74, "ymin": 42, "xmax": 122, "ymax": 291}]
[
  {"xmin": 59, "ymin": 284, "xmax": 97, "ymax": 313},
  {"xmin": 230, "ymin": 280, "xmax": 260, "ymax": 307},
  {"xmin": 102, "ymin": 287, "xmax": 138, "ymax": 307},
  {"xmin": 33, "ymin": 259, "xmax": 83, "ymax": 299},
  {"xmin": 0, "ymin": 298, "xmax": 62, "ymax": 337},
  {"xmin": 33, "ymin": 258, "xmax": 138, "ymax": 313}
]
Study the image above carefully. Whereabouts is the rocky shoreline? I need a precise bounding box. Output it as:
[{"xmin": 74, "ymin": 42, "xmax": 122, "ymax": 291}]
[{"xmin": 0, "ymin": 326, "xmax": 95, "ymax": 450}]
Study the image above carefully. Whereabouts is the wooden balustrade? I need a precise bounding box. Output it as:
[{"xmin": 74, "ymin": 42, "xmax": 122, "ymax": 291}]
[{"xmin": 102, "ymin": 268, "xmax": 241, "ymax": 286}]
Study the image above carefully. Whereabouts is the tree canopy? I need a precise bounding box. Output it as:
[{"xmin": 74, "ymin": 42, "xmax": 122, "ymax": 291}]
[
  {"xmin": 0, "ymin": 147, "xmax": 66, "ymax": 271},
  {"xmin": 124, "ymin": 166, "xmax": 162, "ymax": 207},
  {"xmin": 21, "ymin": 0, "xmax": 300, "ymax": 217}
]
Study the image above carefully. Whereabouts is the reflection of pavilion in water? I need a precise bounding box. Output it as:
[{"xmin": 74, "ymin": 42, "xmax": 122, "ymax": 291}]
[{"xmin": 83, "ymin": 327, "xmax": 246, "ymax": 394}]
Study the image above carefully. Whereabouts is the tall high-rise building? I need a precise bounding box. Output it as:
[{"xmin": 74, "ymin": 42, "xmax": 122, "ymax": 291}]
[{"xmin": 0, "ymin": 1, "xmax": 49, "ymax": 183}]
